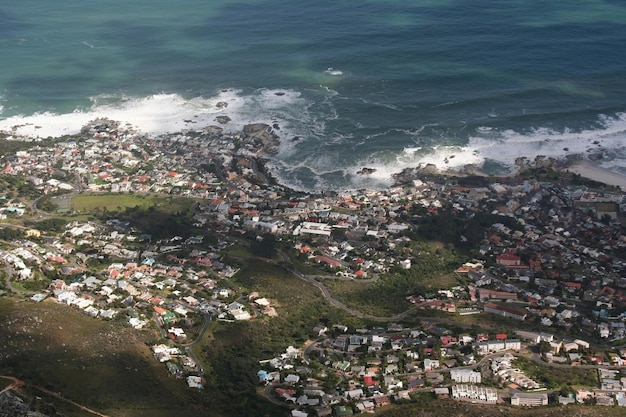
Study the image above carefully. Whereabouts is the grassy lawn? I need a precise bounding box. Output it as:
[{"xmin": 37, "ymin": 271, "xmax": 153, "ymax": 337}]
[
  {"xmin": 71, "ymin": 194, "xmax": 158, "ymax": 212},
  {"xmin": 71, "ymin": 193, "xmax": 195, "ymax": 217},
  {"xmin": 318, "ymin": 239, "xmax": 467, "ymax": 317},
  {"xmin": 70, "ymin": 193, "xmax": 198, "ymax": 239},
  {"xmin": 224, "ymin": 244, "xmax": 257, "ymax": 258}
]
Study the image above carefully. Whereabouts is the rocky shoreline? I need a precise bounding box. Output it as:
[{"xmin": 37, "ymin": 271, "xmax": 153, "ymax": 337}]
[
  {"xmin": 5, "ymin": 116, "xmax": 626, "ymax": 193},
  {"xmin": 386, "ymin": 154, "xmax": 583, "ymax": 186}
]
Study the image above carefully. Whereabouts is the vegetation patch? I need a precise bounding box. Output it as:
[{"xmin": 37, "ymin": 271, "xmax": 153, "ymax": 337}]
[
  {"xmin": 71, "ymin": 194, "xmax": 158, "ymax": 212},
  {"xmin": 325, "ymin": 242, "xmax": 465, "ymax": 317},
  {"xmin": 374, "ymin": 399, "xmax": 626, "ymax": 417},
  {"xmin": 195, "ymin": 258, "xmax": 361, "ymax": 416},
  {"xmin": 0, "ymin": 298, "xmax": 210, "ymax": 417},
  {"xmin": 70, "ymin": 194, "xmax": 197, "ymax": 239},
  {"xmin": 514, "ymin": 356, "xmax": 598, "ymax": 389}
]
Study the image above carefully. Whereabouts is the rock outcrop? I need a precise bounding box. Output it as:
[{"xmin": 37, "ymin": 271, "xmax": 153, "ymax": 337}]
[
  {"xmin": 242, "ymin": 123, "xmax": 280, "ymax": 154},
  {"xmin": 214, "ymin": 116, "xmax": 231, "ymax": 124},
  {"xmin": 0, "ymin": 391, "xmax": 60, "ymax": 417},
  {"xmin": 357, "ymin": 167, "xmax": 377, "ymax": 175}
]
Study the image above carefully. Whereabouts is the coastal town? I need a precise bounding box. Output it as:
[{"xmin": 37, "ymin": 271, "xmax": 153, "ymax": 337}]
[{"xmin": 1, "ymin": 118, "xmax": 626, "ymax": 416}]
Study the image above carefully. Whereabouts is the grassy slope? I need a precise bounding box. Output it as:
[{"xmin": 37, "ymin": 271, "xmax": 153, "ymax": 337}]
[
  {"xmin": 196, "ymin": 257, "xmax": 337, "ymax": 415},
  {"xmin": 0, "ymin": 298, "xmax": 207, "ymax": 417}
]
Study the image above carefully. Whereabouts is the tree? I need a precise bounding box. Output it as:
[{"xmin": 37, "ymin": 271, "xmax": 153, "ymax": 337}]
[
  {"xmin": 250, "ymin": 234, "xmax": 277, "ymax": 258},
  {"xmin": 538, "ymin": 340, "xmax": 551, "ymax": 354}
]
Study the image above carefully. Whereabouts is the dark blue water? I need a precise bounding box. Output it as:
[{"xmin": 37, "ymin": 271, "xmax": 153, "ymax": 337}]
[{"xmin": 2, "ymin": 0, "xmax": 626, "ymax": 190}]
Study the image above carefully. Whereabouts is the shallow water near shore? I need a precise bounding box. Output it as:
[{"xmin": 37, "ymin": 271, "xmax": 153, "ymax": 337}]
[{"xmin": 1, "ymin": 0, "xmax": 626, "ymax": 191}]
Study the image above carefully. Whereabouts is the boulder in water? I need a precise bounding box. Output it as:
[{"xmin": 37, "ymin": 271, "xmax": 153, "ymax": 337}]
[
  {"xmin": 357, "ymin": 167, "xmax": 377, "ymax": 175},
  {"xmin": 203, "ymin": 125, "xmax": 224, "ymax": 134},
  {"xmin": 215, "ymin": 116, "xmax": 231, "ymax": 124}
]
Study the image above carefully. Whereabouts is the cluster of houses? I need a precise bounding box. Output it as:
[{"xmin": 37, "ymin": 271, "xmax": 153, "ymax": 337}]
[
  {"xmin": 573, "ymin": 367, "xmax": 626, "ymax": 407},
  {"xmin": 490, "ymin": 354, "xmax": 540, "ymax": 390},
  {"xmin": 258, "ymin": 321, "xmax": 626, "ymax": 415},
  {"xmin": 4, "ymin": 122, "xmax": 626, "ymax": 327},
  {"xmin": 4, "ymin": 217, "xmax": 282, "ymax": 385},
  {"xmin": 257, "ymin": 323, "xmax": 581, "ymax": 415},
  {"xmin": 151, "ymin": 343, "xmax": 204, "ymax": 388},
  {"xmin": 1, "ymin": 119, "xmax": 626, "ymax": 413}
]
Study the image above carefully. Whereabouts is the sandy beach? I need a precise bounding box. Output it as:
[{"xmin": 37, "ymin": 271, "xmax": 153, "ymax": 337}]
[{"xmin": 568, "ymin": 160, "xmax": 626, "ymax": 191}]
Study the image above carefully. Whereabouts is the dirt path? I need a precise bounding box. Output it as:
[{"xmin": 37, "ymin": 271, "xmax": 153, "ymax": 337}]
[
  {"xmin": 0, "ymin": 375, "xmax": 109, "ymax": 417},
  {"xmin": 32, "ymin": 385, "xmax": 111, "ymax": 417},
  {"xmin": 0, "ymin": 375, "xmax": 24, "ymax": 394}
]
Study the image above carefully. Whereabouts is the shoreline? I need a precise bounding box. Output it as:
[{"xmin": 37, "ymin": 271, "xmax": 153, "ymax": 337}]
[
  {"xmin": 427, "ymin": 155, "xmax": 626, "ymax": 193},
  {"xmin": 566, "ymin": 160, "xmax": 626, "ymax": 192},
  {"xmin": 3, "ymin": 119, "xmax": 626, "ymax": 195}
]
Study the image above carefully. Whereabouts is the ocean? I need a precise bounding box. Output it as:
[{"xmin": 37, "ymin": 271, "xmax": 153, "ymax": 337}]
[{"xmin": 1, "ymin": 0, "xmax": 626, "ymax": 192}]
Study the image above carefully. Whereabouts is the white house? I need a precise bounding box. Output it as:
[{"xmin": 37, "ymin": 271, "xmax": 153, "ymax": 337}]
[
  {"xmin": 450, "ymin": 369, "xmax": 482, "ymax": 384},
  {"xmin": 423, "ymin": 359, "xmax": 440, "ymax": 372}
]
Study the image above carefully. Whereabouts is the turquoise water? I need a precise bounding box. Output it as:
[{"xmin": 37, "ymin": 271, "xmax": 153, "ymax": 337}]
[{"xmin": 2, "ymin": 0, "xmax": 626, "ymax": 190}]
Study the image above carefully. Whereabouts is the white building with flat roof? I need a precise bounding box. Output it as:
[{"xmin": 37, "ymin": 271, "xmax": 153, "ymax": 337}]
[
  {"xmin": 294, "ymin": 221, "xmax": 332, "ymax": 236},
  {"xmin": 451, "ymin": 385, "xmax": 497, "ymax": 403},
  {"xmin": 511, "ymin": 393, "xmax": 548, "ymax": 406},
  {"xmin": 450, "ymin": 369, "xmax": 482, "ymax": 384}
]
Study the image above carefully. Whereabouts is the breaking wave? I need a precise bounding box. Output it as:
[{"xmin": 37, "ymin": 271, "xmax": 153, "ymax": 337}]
[{"xmin": 1, "ymin": 89, "xmax": 626, "ymax": 192}]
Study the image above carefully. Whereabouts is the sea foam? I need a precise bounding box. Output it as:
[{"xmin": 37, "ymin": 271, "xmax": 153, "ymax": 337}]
[
  {"xmin": 1, "ymin": 89, "xmax": 626, "ymax": 192},
  {"xmin": 0, "ymin": 89, "xmax": 310, "ymax": 139}
]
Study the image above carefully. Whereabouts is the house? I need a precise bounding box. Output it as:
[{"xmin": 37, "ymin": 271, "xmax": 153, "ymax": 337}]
[
  {"xmin": 575, "ymin": 339, "xmax": 590, "ymax": 350},
  {"xmin": 496, "ymin": 254, "xmax": 522, "ymax": 267},
  {"xmin": 434, "ymin": 387, "xmax": 450, "ymax": 398},
  {"xmin": 440, "ymin": 335, "xmax": 457, "ymax": 347},
  {"xmin": 355, "ymin": 400, "xmax": 375, "ymax": 413},
  {"xmin": 285, "ymin": 374, "xmax": 300, "ymax": 384},
  {"xmin": 423, "ymin": 359, "xmax": 439, "ymax": 372},
  {"xmin": 515, "ymin": 330, "xmax": 541, "ymax": 344},
  {"xmin": 451, "ymin": 385, "xmax": 497, "ymax": 403},
  {"xmin": 344, "ymin": 389, "xmax": 363, "ymax": 400},
  {"xmin": 510, "ymin": 393, "xmax": 548, "ymax": 406},
  {"xmin": 474, "ymin": 339, "xmax": 520, "ymax": 354},
  {"xmin": 407, "ymin": 378, "xmax": 425, "ymax": 391},
  {"xmin": 186, "ymin": 376, "xmax": 203, "ymax": 389},
  {"xmin": 373, "ymin": 396, "xmax": 390, "ymax": 407},
  {"xmin": 257, "ymin": 370, "xmax": 274, "ymax": 383},
  {"xmin": 312, "ymin": 325, "xmax": 328, "ymax": 336},
  {"xmin": 478, "ymin": 289, "xmax": 517, "ymax": 301},
  {"xmin": 315, "ymin": 256, "xmax": 342, "ymax": 268},
  {"xmin": 315, "ymin": 406, "xmax": 332, "ymax": 417},
  {"xmin": 484, "ymin": 303, "xmax": 527, "ymax": 320},
  {"xmin": 450, "ymin": 369, "xmax": 481, "ymax": 384},
  {"xmin": 298, "ymin": 222, "xmax": 332, "ymax": 236}
]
